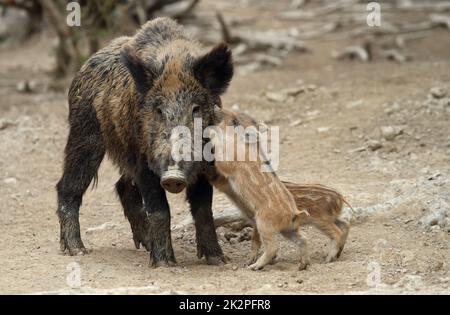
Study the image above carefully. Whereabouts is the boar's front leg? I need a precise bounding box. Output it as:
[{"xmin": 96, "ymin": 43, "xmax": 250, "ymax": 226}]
[
  {"xmin": 56, "ymin": 104, "xmax": 105, "ymax": 256},
  {"xmin": 187, "ymin": 176, "xmax": 227, "ymax": 265},
  {"xmin": 116, "ymin": 175, "xmax": 150, "ymax": 251},
  {"xmin": 135, "ymin": 167, "xmax": 176, "ymax": 267}
]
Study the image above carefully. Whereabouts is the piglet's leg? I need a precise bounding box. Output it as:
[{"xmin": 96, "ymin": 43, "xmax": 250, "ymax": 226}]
[
  {"xmin": 248, "ymin": 220, "xmax": 278, "ymax": 270},
  {"xmin": 247, "ymin": 228, "xmax": 262, "ymax": 265},
  {"xmin": 283, "ymin": 229, "xmax": 310, "ymax": 270}
]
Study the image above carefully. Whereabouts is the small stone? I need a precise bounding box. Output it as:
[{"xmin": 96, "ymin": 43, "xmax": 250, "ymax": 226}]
[
  {"xmin": 289, "ymin": 119, "xmax": 303, "ymax": 127},
  {"xmin": 384, "ymin": 102, "xmax": 401, "ymax": 115},
  {"xmin": 347, "ymin": 100, "xmax": 364, "ymax": 109},
  {"xmin": 238, "ymin": 228, "xmax": 252, "ymax": 242},
  {"xmin": 367, "ymin": 139, "xmax": 382, "ymax": 151},
  {"xmin": 381, "ymin": 126, "xmax": 403, "ymax": 141},
  {"xmin": 296, "ymin": 279, "xmax": 303, "ymax": 284},
  {"xmin": 224, "ymin": 232, "xmax": 238, "ymax": 241},
  {"xmin": 3, "ymin": 177, "xmax": 17, "ymax": 185},
  {"xmin": 401, "ymin": 250, "xmax": 415, "ymax": 264},
  {"xmin": 231, "ymin": 104, "xmax": 240, "ymax": 111},
  {"xmin": 0, "ymin": 119, "xmax": 16, "ymax": 131},
  {"xmin": 306, "ymin": 84, "xmax": 317, "ymax": 91},
  {"xmin": 283, "ymin": 86, "xmax": 305, "ymax": 97},
  {"xmin": 232, "ymin": 265, "xmax": 238, "ymax": 271},
  {"xmin": 348, "ymin": 146, "xmax": 366, "ymax": 153},
  {"xmin": 16, "ymin": 80, "xmax": 31, "ymax": 93},
  {"xmin": 317, "ymin": 127, "xmax": 331, "ymax": 133},
  {"xmin": 429, "ymin": 261, "xmax": 444, "ymax": 272},
  {"xmin": 305, "ymin": 110, "xmax": 320, "ymax": 118},
  {"xmin": 430, "ymin": 87, "xmax": 446, "ymax": 99},
  {"xmin": 265, "ymin": 91, "xmax": 287, "ymax": 103}
]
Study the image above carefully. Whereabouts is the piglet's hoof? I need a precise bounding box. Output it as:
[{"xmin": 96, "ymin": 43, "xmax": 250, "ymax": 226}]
[{"xmin": 247, "ymin": 263, "xmax": 264, "ymax": 271}]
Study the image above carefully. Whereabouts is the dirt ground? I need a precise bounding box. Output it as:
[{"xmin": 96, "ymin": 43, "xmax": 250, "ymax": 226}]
[{"xmin": 0, "ymin": 0, "xmax": 449, "ymax": 294}]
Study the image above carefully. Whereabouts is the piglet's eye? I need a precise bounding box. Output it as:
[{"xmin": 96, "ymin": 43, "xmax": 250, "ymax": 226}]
[{"xmin": 192, "ymin": 105, "xmax": 201, "ymax": 118}]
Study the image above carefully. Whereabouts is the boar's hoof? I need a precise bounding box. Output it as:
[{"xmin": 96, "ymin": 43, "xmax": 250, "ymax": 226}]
[
  {"xmin": 149, "ymin": 253, "xmax": 177, "ymax": 268},
  {"xmin": 205, "ymin": 255, "xmax": 228, "ymax": 266},
  {"xmin": 150, "ymin": 259, "xmax": 177, "ymax": 268},
  {"xmin": 60, "ymin": 238, "xmax": 88, "ymax": 256}
]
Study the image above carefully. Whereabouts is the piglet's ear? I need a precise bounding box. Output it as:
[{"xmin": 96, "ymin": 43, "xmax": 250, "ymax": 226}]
[
  {"xmin": 120, "ymin": 47, "xmax": 159, "ymax": 95},
  {"xmin": 193, "ymin": 43, "xmax": 233, "ymax": 95}
]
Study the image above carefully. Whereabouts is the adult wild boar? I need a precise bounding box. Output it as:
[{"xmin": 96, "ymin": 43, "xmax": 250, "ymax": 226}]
[{"xmin": 56, "ymin": 18, "xmax": 233, "ymax": 266}]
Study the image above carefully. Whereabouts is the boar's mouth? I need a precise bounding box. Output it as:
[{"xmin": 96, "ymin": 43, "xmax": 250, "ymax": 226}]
[{"xmin": 160, "ymin": 169, "xmax": 187, "ymax": 194}]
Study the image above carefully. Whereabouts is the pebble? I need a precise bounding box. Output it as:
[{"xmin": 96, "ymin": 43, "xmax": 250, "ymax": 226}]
[
  {"xmin": 381, "ymin": 126, "xmax": 403, "ymax": 141},
  {"xmin": 347, "ymin": 100, "xmax": 364, "ymax": 109},
  {"xmin": 366, "ymin": 139, "xmax": 383, "ymax": 151},
  {"xmin": 289, "ymin": 119, "xmax": 303, "ymax": 127},
  {"xmin": 306, "ymin": 84, "xmax": 317, "ymax": 91},
  {"xmin": 3, "ymin": 177, "xmax": 17, "ymax": 185},
  {"xmin": 16, "ymin": 80, "xmax": 36, "ymax": 93},
  {"xmin": 384, "ymin": 102, "xmax": 401, "ymax": 115},
  {"xmin": 0, "ymin": 119, "xmax": 16, "ymax": 131},
  {"xmin": 224, "ymin": 232, "xmax": 238, "ymax": 241},
  {"xmin": 265, "ymin": 91, "xmax": 287, "ymax": 103},
  {"xmin": 317, "ymin": 127, "xmax": 331, "ymax": 133},
  {"xmin": 430, "ymin": 87, "xmax": 446, "ymax": 99},
  {"xmin": 282, "ymin": 86, "xmax": 305, "ymax": 97}
]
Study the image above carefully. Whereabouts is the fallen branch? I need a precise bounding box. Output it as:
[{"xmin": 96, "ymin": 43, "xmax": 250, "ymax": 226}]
[
  {"xmin": 216, "ymin": 12, "xmax": 308, "ymax": 52},
  {"xmin": 332, "ymin": 42, "xmax": 372, "ymax": 62}
]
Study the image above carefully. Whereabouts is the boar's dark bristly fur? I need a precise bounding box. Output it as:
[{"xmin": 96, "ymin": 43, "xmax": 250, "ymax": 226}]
[{"xmin": 57, "ymin": 18, "xmax": 232, "ymax": 266}]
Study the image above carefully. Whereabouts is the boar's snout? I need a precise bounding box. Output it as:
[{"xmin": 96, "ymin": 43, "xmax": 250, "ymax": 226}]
[{"xmin": 160, "ymin": 169, "xmax": 187, "ymax": 194}]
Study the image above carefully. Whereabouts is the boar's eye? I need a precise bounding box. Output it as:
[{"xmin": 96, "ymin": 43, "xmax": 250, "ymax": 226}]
[{"xmin": 192, "ymin": 104, "xmax": 201, "ymax": 118}]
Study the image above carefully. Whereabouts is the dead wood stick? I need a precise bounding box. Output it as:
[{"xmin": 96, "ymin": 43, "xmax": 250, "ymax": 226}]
[{"xmin": 171, "ymin": 0, "xmax": 199, "ymax": 19}]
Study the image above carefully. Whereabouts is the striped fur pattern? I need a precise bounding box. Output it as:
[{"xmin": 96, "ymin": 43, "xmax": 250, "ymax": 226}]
[
  {"xmin": 209, "ymin": 109, "xmax": 351, "ymax": 269},
  {"xmin": 209, "ymin": 109, "xmax": 310, "ymax": 270},
  {"xmin": 282, "ymin": 182, "xmax": 351, "ymax": 262}
]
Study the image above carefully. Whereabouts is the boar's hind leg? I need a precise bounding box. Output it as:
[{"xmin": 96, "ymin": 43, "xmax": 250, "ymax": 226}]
[
  {"xmin": 187, "ymin": 176, "xmax": 226, "ymax": 265},
  {"xmin": 56, "ymin": 111, "xmax": 105, "ymax": 256},
  {"xmin": 136, "ymin": 167, "xmax": 176, "ymax": 267},
  {"xmin": 116, "ymin": 175, "xmax": 149, "ymax": 251}
]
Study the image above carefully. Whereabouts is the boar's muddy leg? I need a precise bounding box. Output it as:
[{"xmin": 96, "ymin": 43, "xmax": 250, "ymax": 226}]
[
  {"xmin": 136, "ymin": 167, "xmax": 176, "ymax": 267},
  {"xmin": 187, "ymin": 176, "xmax": 226, "ymax": 265},
  {"xmin": 56, "ymin": 110, "xmax": 105, "ymax": 256},
  {"xmin": 116, "ymin": 175, "xmax": 151, "ymax": 251}
]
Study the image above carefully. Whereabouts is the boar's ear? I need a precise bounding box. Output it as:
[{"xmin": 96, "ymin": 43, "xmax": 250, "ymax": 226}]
[
  {"xmin": 193, "ymin": 43, "xmax": 233, "ymax": 95},
  {"xmin": 120, "ymin": 47, "xmax": 159, "ymax": 95}
]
